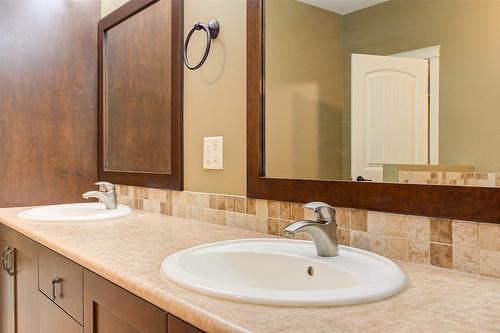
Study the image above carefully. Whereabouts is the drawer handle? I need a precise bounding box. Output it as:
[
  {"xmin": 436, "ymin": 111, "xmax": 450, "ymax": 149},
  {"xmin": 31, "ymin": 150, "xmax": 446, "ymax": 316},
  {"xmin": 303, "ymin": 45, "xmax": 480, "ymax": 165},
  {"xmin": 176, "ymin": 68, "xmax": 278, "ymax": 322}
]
[
  {"xmin": 2, "ymin": 247, "xmax": 14, "ymax": 276},
  {"xmin": 51, "ymin": 277, "xmax": 62, "ymax": 301}
]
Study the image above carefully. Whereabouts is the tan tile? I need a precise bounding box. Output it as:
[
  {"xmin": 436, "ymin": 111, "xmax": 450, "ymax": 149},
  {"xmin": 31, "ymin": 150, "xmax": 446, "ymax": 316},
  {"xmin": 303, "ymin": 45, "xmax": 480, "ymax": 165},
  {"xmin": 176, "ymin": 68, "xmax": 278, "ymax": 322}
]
[
  {"xmin": 208, "ymin": 194, "xmax": 217, "ymax": 209},
  {"xmin": 386, "ymin": 237, "xmax": 408, "ymax": 261},
  {"xmin": 246, "ymin": 198, "xmax": 256, "ymax": 215},
  {"xmin": 116, "ymin": 184, "xmax": 129, "ymax": 196},
  {"xmin": 337, "ymin": 229, "xmax": 350, "ymax": 246},
  {"xmin": 304, "ymin": 207, "xmax": 316, "ymax": 220},
  {"xmin": 246, "ymin": 215, "xmax": 259, "ymax": 232},
  {"xmin": 368, "ymin": 234, "xmax": 387, "ymax": 256},
  {"xmin": 225, "ymin": 211, "xmax": 235, "ymax": 228},
  {"xmin": 453, "ymin": 246, "xmax": 479, "ymax": 274},
  {"xmin": 278, "ymin": 220, "xmax": 290, "ymax": 237},
  {"xmin": 279, "ymin": 202, "xmax": 291, "ymax": 220},
  {"xmin": 408, "ymin": 240, "xmax": 429, "ymax": 265},
  {"xmin": 133, "ymin": 199, "xmax": 143, "ymax": 210},
  {"xmin": 407, "ymin": 216, "xmax": 430, "ymax": 241},
  {"xmin": 160, "ymin": 202, "xmax": 172, "ymax": 216},
  {"xmin": 233, "ymin": 213, "xmax": 246, "ymax": 230},
  {"xmin": 185, "ymin": 206, "xmax": 201, "ymax": 221},
  {"xmin": 216, "ymin": 195, "xmax": 226, "ymax": 210},
  {"xmin": 267, "ymin": 201, "xmax": 279, "ymax": 218},
  {"xmin": 213, "ymin": 210, "xmax": 225, "ymax": 225},
  {"xmin": 335, "ymin": 208, "xmax": 350, "ymax": 229},
  {"xmin": 367, "ymin": 211, "xmax": 385, "ymax": 234},
  {"xmin": 149, "ymin": 188, "xmax": 165, "ymax": 202},
  {"xmin": 185, "ymin": 192, "xmax": 197, "ymax": 206},
  {"xmin": 117, "ymin": 196, "xmax": 133, "ymax": 207},
  {"xmin": 234, "ymin": 197, "xmax": 246, "ymax": 213},
  {"xmin": 385, "ymin": 214, "xmax": 408, "ymax": 238},
  {"xmin": 172, "ymin": 191, "xmax": 186, "ymax": 206},
  {"xmin": 200, "ymin": 193, "xmax": 209, "ymax": 209},
  {"xmin": 225, "ymin": 196, "xmax": 235, "ymax": 212},
  {"xmin": 144, "ymin": 200, "xmax": 161, "ymax": 213},
  {"xmin": 165, "ymin": 190, "xmax": 172, "ymax": 203},
  {"xmin": 452, "ymin": 220, "xmax": 478, "ymax": 248},
  {"xmin": 430, "ymin": 218, "xmax": 453, "ymax": 244},
  {"xmin": 430, "ymin": 243, "xmax": 453, "ymax": 269},
  {"xmin": 267, "ymin": 218, "xmax": 279, "ymax": 236},
  {"xmin": 351, "ymin": 209, "xmax": 367, "ymax": 231},
  {"xmin": 291, "ymin": 203, "xmax": 304, "ymax": 220},
  {"xmin": 350, "ymin": 231, "xmax": 368, "ymax": 250},
  {"xmin": 479, "ymin": 223, "xmax": 500, "ymax": 251},
  {"xmin": 480, "ymin": 250, "xmax": 500, "ymax": 278},
  {"xmin": 257, "ymin": 217, "xmax": 267, "ymax": 233},
  {"xmin": 255, "ymin": 199, "xmax": 268, "ymax": 217},
  {"xmin": 134, "ymin": 187, "xmax": 148, "ymax": 199},
  {"xmin": 172, "ymin": 205, "xmax": 185, "ymax": 218}
]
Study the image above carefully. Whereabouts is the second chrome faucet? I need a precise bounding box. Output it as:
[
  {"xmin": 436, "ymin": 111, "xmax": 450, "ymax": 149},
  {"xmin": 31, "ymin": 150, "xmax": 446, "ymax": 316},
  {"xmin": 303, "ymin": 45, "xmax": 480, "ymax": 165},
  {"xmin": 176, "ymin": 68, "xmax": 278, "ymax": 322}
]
[{"xmin": 283, "ymin": 202, "xmax": 338, "ymax": 257}]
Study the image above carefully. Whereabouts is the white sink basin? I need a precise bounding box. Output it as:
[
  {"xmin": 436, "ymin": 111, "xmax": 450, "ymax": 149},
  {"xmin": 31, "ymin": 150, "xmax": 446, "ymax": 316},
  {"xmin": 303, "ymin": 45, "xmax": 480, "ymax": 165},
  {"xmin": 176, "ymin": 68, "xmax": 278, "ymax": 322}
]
[
  {"xmin": 161, "ymin": 238, "xmax": 406, "ymax": 306},
  {"xmin": 18, "ymin": 203, "xmax": 131, "ymax": 222}
]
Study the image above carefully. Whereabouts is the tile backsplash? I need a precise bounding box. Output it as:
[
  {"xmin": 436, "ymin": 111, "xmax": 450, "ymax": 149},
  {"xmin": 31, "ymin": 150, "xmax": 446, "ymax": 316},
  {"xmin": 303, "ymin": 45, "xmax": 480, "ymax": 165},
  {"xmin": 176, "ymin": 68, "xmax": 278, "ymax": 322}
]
[
  {"xmin": 116, "ymin": 184, "xmax": 500, "ymax": 279},
  {"xmin": 399, "ymin": 171, "xmax": 500, "ymax": 187}
]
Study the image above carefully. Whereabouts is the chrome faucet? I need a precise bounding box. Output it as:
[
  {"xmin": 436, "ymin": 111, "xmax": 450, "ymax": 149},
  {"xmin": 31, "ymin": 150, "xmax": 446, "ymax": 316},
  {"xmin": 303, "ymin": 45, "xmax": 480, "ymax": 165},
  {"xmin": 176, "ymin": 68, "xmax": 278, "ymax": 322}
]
[
  {"xmin": 82, "ymin": 181, "xmax": 117, "ymax": 210},
  {"xmin": 283, "ymin": 202, "xmax": 338, "ymax": 257}
]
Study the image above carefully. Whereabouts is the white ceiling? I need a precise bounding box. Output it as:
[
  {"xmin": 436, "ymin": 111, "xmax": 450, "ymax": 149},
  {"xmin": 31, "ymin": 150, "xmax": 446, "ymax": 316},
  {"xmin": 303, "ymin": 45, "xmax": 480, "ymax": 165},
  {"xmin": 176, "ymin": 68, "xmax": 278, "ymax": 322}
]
[{"xmin": 297, "ymin": 0, "xmax": 388, "ymax": 15}]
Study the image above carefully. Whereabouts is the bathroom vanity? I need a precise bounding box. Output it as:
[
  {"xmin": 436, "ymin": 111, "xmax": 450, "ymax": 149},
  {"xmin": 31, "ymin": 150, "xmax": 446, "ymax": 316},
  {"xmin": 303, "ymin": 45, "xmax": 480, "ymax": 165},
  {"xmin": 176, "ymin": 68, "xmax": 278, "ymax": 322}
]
[{"xmin": 1, "ymin": 207, "xmax": 500, "ymax": 333}]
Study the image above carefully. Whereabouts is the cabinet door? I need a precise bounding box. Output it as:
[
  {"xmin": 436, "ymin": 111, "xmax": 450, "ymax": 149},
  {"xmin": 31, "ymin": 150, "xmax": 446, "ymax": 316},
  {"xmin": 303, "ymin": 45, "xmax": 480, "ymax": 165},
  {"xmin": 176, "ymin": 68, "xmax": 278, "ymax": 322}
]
[
  {"xmin": 11, "ymin": 231, "xmax": 39, "ymax": 333},
  {"xmin": 0, "ymin": 225, "xmax": 14, "ymax": 333},
  {"xmin": 83, "ymin": 270, "xmax": 166, "ymax": 333},
  {"xmin": 39, "ymin": 291, "xmax": 83, "ymax": 333}
]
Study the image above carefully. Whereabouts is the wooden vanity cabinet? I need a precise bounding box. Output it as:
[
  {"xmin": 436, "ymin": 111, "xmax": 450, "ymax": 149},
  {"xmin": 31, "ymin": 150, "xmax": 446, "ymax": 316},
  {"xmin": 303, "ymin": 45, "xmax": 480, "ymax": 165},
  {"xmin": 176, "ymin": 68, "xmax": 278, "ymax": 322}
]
[{"xmin": 0, "ymin": 228, "xmax": 39, "ymax": 333}]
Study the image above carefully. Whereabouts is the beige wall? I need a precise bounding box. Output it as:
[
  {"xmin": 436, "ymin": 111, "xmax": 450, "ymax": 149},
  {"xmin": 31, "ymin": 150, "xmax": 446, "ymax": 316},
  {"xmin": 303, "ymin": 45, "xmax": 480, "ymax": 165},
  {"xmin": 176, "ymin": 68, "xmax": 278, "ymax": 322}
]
[
  {"xmin": 101, "ymin": 0, "xmax": 247, "ymax": 195},
  {"xmin": 343, "ymin": 0, "xmax": 500, "ymax": 173},
  {"xmin": 264, "ymin": 0, "xmax": 344, "ymax": 180}
]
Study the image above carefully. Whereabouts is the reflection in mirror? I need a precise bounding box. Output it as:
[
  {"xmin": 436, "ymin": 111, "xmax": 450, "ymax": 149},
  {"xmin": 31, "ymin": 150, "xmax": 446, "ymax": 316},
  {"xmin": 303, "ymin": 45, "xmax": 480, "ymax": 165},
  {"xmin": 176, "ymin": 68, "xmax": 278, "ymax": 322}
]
[
  {"xmin": 264, "ymin": 0, "xmax": 500, "ymax": 187},
  {"xmin": 104, "ymin": 0, "xmax": 171, "ymax": 174}
]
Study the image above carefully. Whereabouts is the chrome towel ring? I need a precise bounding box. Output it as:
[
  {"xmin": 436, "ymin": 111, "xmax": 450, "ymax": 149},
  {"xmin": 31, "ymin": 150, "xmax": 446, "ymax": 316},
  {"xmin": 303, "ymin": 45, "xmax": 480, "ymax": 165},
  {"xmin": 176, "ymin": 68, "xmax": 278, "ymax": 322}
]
[{"xmin": 184, "ymin": 19, "xmax": 220, "ymax": 70}]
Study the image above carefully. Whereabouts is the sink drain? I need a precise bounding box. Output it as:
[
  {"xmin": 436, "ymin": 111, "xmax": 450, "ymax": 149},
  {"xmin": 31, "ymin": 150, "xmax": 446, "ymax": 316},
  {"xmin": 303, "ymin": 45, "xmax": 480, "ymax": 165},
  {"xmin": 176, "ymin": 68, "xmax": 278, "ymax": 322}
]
[{"xmin": 307, "ymin": 266, "xmax": 315, "ymax": 277}]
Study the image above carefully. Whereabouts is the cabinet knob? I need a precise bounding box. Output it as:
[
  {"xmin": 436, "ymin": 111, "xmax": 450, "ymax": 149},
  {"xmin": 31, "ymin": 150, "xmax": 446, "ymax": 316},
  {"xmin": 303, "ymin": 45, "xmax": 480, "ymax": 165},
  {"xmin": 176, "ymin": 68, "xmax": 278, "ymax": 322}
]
[{"xmin": 51, "ymin": 277, "xmax": 62, "ymax": 301}]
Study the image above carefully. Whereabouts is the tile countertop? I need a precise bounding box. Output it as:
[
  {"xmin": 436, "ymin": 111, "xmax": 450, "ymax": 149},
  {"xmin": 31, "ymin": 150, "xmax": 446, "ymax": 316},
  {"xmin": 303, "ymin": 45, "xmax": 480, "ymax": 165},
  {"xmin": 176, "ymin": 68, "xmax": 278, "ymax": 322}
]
[{"xmin": 1, "ymin": 207, "xmax": 500, "ymax": 333}]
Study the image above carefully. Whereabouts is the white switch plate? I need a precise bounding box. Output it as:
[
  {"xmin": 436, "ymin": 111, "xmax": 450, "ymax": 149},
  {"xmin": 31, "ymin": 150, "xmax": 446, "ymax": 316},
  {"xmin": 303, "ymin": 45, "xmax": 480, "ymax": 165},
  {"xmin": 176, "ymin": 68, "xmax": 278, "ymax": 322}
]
[{"xmin": 203, "ymin": 136, "xmax": 223, "ymax": 170}]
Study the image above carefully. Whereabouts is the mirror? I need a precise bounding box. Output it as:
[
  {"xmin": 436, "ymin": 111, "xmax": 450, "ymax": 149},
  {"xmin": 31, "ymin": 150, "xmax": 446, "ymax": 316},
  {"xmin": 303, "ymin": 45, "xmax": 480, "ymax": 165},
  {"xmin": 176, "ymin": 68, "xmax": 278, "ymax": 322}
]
[
  {"xmin": 99, "ymin": 0, "xmax": 183, "ymax": 189},
  {"xmin": 264, "ymin": 0, "xmax": 500, "ymax": 187}
]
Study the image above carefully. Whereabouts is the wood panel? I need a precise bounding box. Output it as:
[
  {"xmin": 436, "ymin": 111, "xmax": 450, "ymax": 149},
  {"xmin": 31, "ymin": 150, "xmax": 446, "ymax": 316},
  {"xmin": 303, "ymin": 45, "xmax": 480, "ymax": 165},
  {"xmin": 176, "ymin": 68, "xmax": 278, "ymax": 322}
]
[
  {"xmin": 247, "ymin": 0, "xmax": 500, "ymax": 223},
  {"xmin": 167, "ymin": 314, "xmax": 204, "ymax": 333},
  {"xmin": 83, "ymin": 269, "xmax": 166, "ymax": 333},
  {"xmin": 0, "ymin": 0, "xmax": 100, "ymax": 207},
  {"xmin": 38, "ymin": 246, "xmax": 84, "ymax": 324},
  {"xmin": 0, "ymin": 226, "xmax": 14, "ymax": 333},
  {"xmin": 38, "ymin": 292, "xmax": 83, "ymax": 333},
  {"xmin": 98, "ymin": 0, "xmax": 184, "ymax": 190}
]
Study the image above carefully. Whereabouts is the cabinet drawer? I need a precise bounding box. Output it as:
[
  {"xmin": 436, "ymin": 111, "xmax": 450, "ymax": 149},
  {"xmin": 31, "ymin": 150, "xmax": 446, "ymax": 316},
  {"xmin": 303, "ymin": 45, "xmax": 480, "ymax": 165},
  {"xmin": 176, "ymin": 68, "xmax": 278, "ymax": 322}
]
[
  {"xmin": 38, "ymin": 246, "xmax": 83, "ymax": 324},
  {"xmin": 39, "ymin": 291, "xmax": 83, "ymax": 333}
]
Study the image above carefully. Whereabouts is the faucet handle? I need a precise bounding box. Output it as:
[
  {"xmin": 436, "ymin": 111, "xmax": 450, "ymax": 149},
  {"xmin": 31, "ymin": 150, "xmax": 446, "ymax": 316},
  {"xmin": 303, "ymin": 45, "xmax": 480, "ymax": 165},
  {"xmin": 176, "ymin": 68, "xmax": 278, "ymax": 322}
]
[
  {"xmin": 304, "ymin": 202, "xmax": 335, "ymax": 222},
  {"xmin": 95, "ymin": 181, "xmax": 115, "ymax": 192}
]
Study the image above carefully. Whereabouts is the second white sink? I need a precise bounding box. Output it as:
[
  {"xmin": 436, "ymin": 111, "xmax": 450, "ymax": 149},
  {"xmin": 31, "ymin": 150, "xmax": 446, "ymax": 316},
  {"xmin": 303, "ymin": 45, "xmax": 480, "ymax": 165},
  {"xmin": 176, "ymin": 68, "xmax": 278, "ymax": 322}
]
[
  {"xmin": 18, "ymin": 203, "xmax": 131, "ymax": 222},
  {"xmin": 161, "ymin": 238, "xmax": 406, "ymax": 306}
]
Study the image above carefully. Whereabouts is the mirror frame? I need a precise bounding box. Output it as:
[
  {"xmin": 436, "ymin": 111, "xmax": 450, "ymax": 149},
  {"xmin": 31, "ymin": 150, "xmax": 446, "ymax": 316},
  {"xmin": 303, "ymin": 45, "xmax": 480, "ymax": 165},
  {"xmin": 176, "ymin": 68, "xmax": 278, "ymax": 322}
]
[
  {"xmin": 247, "ymin": 0, "xmax": 500, "ymax": 223},
  {"xmin": 98, "ymin": 0, "xmax": 183, "ymax": 190}
]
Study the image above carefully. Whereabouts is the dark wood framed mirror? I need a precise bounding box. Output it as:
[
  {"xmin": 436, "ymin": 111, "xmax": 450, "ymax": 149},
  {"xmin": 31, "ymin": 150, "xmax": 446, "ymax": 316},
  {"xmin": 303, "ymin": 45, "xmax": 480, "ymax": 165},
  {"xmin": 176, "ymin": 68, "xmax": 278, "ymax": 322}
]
[
  {"xmin": 247, "ymin": 0, "xmax": 500, "ymax": 223},
  {"xmin": 98, "ymin": 0, "xmax": 183, "ymax": 190}
]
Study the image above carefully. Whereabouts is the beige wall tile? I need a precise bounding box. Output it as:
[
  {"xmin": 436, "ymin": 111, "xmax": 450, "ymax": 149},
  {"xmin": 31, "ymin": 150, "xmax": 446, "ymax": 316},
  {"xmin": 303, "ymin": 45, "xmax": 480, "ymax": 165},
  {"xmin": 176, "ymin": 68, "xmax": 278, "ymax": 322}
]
[
  {"xmin": 335, "ymin": 208, "xmax": 350, "ymax": 229},
  {"xmin": 408, "ymin": 241, "xmax": 429, "ymax": 265},
  {"xmin": 279, "ymin": 202, "xmax": 291, "ymax": 220},
  {"xmin": 172, "ymin": 191, "xmax": 186, "ymax": 206},
  {"xmin": 291, "ymin": 203, "xmax": 304, "ymax": 220},
  {"xmin": 337, "ymin": 229, "xmax": 350, "ymax": 246},
  {"xmin": 225, "ymin": 211, "xmax": 235, "ymax": 228},
  {"xmin": 351, "ymin": 209, "xmax": 367, "ymax": 231},
  {"xmin": 453, "ymin": 246, "xmax": 479, "ymax": 274},
  {"xmin": 368, "ymin": 234, "xmax": 387, "ymax": 256},
  {"xmin": 452, "ymin": 220, "xmax": 478, "ymax": 248},
  {"xmin": 134, "ymin": 187, "xmax": 148, "ymax": 199},
  {"xmin": 234, "ymin": 197, "xmax": 246, "ymax": 213},
  {"xmin": 350, "ymin": 231, "xmax": 368, "ymax": 250},
  {"xmin": 246, "ymin": 215, "xmax": 259, "ymax": 232},
  {"xmin": 267, "ymin": 201, "xmax": 279, "ymax": 218},
  {"xmin": 407, "ymin": 216, "xmax": 430, "ymax": 241},
  {"xmin": 213, "ymin": 210, "xmax": 225, "ymax": 225},
  {"xmin": 255, "ymin": 199, "xmax": 268, "ymax": 217},
  {"xmin": 278, "ymin": 220, "xmax": 290, "ymax": 237},
  {"xmin": 430, "ymin": 218, "xmax": 453, "ymax": 244},
  {"xmin": 430, "ymin": 243, "xmax": 453, "ymax": 269},
  {"xmin": 160, "ymin": 202, "xmax": 172, "ymax": 216},
  {"xmin": 246, "ymin": 198, "xmax": 256, "ymax": 215},
  {"xmin": 165, "ymin": 190, "xmax": 172, "ymax": 203},
  {"xmin": 208, "ymin": 194, "xmax": 217, "ymax": 209},
  {"xmin": 367, "ymin": 211, "xmax": 385, "ymax": 234},
  {"xmin": 479, "ymin": 223, "xmax": 500, "ymax": 251},
  {"xmin": 216, "ymin": 195, "xmax": 226, "ymax": 210},
  {"xmin": 233, "ymin": 213, "xmax": 246, "ymax": 229},
  {"xmin": 133, "ymin": 198, "xmax": 143, "ymax": 210},
  {"xmin": 144, "ymin": 200, "xmax": 161, "ymax": 213},
  {"xmin": 149, "ymin": 188, "xmax": 165, "ymax": 202},
  {"xmin": 267, "ymin": 218, "xmax": 279, "ymax": 236},
  {"xmin": 386, "ymin": 237, "xmax": 408, "ymax": 261},
  {"xmin": 385, "ymin": 214, "xmax": 408, "ymax": 238},
  {"xmin": 225, "ymin": 196, "xmax": 235, "ymax": 212},
  {"xmin": 304, "ymin": 207, "xmax": 315, "ymax": 220},
  {"xmin": 480, "ymin": 250, "xmax": 500, "ymax": 278}
]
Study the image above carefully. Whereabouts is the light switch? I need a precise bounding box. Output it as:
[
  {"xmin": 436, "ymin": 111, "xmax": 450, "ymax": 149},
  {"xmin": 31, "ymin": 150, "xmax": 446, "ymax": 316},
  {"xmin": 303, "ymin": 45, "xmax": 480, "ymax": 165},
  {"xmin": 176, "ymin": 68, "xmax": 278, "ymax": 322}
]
[{"xmin": 203, "ymin": 136, "xmax": 223, "ymax": 170}]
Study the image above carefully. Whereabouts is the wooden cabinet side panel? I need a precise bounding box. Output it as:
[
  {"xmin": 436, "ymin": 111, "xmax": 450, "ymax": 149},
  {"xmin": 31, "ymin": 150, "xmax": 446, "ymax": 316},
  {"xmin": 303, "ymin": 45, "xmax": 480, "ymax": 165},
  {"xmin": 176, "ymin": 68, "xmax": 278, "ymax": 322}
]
[
  {"xmin": 0, "ymin": 226, "xmax": 14, "ymax": 333},
  {"xmin": 167, "ymin": 314, "xmax": 204, "ymax": 333},
  {"xmin": 83, "ymin": 269, "xmax": 166, "ymax": 333}
]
